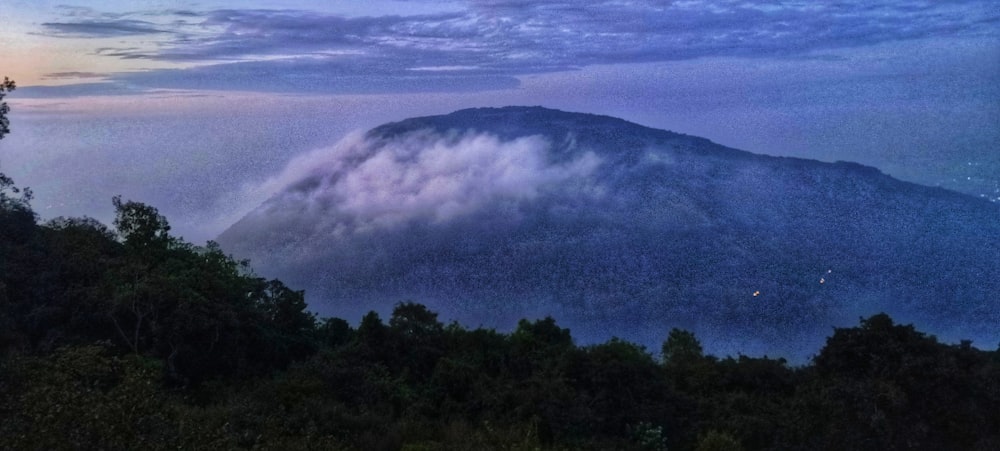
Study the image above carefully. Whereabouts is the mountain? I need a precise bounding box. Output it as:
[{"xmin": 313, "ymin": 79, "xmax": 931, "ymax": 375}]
[{"xmin": 218, "ymin": 106, "xmax": 1000, "ymax": 358}]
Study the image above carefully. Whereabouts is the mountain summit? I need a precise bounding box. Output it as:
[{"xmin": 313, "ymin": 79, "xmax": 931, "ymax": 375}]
[{"xmin": 219, "ymin": 107, "xmax": 1000, "ymax": 358}]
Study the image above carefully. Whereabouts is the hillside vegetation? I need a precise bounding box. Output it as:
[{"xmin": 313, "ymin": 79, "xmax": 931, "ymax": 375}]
[{"xmin": 2, "ymin": 178, "xmax": 998, "ymax": 450}]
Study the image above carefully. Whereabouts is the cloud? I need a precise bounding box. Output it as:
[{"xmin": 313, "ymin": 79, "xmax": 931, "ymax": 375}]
[
  {"xmin": 25, "ymin": 0, "xmax": 999, "ymax": 95},
  {"xmin": 38, "ymin": 19, "xmax": 170, "ymax": 37},
  {"xmin": 16, "ymin": 82, "xmax": 150, "ymax": 98},
  {"xmin": 41, "ymin": 71, "xmax": 110, "ymax": 80},
  {"xmin": 151, "ymin": 10, "xmax": 466, "ymax": 61},
  {"xmin": 335, "ymin": 132, "xmax": 601, "ymax": 227},
  {"xmin": 244, "ymin": 129, "xmax": 602, "ymax": 237},
  {"xmin": 203, "ymin": 131, "xmax": 373, "ymax": 236},
  {"xmin": 114, "ymin": 58, "xmax": 522, "ymax": 93},
  {"xmin": 109, "ymin": 2, "xmax": 1000, "ymax": 66}
]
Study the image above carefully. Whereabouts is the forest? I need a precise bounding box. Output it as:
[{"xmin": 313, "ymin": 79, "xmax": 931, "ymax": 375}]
[{"xmin": 1, "ymin": 172, "xmax": 998, "ymax": 450}]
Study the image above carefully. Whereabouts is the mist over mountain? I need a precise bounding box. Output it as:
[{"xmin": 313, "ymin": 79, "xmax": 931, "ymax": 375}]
[{"xmin": 218, "ymin": 107, "xmax": 1000, "ymax": 359}]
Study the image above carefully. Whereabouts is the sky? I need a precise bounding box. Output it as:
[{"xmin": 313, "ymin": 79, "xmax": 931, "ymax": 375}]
[{"xmin": 1, "ymin": 0, "xmax": 998, "ymax": 243}]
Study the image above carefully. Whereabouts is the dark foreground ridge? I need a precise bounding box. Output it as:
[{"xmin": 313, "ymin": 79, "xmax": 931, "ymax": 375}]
[
  {"xmin": 1, "ymin": 181, "xmax": 999, "ymax": 448},
  {"xmin": 219, "ymin": 106, "xmax": 1000, "ymax": 359}
]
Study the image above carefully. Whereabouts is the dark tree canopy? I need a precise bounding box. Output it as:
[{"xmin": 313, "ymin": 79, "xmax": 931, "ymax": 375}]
[
  {"xmin": 0, "ymin": 77, "xmax": 14, "ymax": 140},
  {"xmin": 662, "ymin": 328, "xmax": 704, "ymax": 365},
  {"xmin": 112, "ymin": 195, "xmax": 172, "ymax": 251},
  {"xmin": 0, "ymin": 77, "xmax": 30, "ymax": 216}
]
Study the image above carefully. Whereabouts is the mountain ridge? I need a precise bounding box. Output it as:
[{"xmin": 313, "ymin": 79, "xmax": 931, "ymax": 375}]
[{"xmin": 219, "ymin": 106, "xmax": 999, "ymax": 359}]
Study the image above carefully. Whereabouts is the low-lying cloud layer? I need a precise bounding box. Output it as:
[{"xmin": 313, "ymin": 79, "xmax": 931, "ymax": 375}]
[
  {"xmin": 244, "ymin": 130, "xmax": 602, "ymax": 237},
  {"xmin": 335, "ymin": 133, "xmax": 601, "ymax": 228}
]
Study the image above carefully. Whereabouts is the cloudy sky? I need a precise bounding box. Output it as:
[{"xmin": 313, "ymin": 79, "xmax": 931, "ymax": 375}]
[{"xmin": 2, "ymin": 0, "xmax": 998, "ymax": 242}]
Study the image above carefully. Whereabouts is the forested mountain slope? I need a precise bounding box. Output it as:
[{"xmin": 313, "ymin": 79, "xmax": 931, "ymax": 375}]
[{"xmin": 220, "ymin": 107, "xmax": 1000, "ymax": 358}]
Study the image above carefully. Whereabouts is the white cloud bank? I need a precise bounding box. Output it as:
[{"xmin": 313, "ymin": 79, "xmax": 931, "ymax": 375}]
[{"xmin": 239, "ymin": 130, "xmax": 602, "ymax": 235}]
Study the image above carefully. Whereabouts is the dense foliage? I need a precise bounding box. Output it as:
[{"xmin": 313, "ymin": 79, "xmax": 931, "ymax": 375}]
[
  {"xmin": 0, "ymin": 76, "xmax": 14, "ymax": 140},
  {"xmin": 1, "ymin": 177, "xmax": 997, "ymax": 450}
]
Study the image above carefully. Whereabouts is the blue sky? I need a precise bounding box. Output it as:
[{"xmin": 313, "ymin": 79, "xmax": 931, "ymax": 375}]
[{"xmin": 2, "ymin": 0, "xmax": 998, "ymax": 242}]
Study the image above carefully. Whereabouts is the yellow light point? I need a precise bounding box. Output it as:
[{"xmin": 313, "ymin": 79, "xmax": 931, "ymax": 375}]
[{"xmin": 819, "ymin": 278, "xmax": 825, "ymax": 284}]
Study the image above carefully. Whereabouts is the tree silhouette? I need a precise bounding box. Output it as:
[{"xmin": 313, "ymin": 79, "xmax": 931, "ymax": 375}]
[
  {"xmin": 0, "ymin": 77, "xmax": 28, "ymax": 209},
  {"xmin": 662, "ymin": 328, "xmax": 703, "ymax": 366},
  {"xmin": 0, "ymin": 77, "xmax": 14, "ymax": 141}
]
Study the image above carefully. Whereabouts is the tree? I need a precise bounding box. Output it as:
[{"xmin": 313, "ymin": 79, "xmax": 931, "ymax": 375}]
[
  {"xmin": 318, "ymin": 317, "xmax": 354, "ymax": 348},
  {"xmin": 0, "ymin": 77, "xmax": 30, "ymax": 214},
  {"xmin": 112, "ymin": 196, "xmax": 172, "ymax": 252},
  {"xmin": 0, "ymin": 172, "xmax": 33, "ymax": 215},
  {"xmin": 358, "ymin": 311, "xmax": 387, "ymax": 345},
  {"xmin": 780, "ymin": 313, "xmax": 1000, "ymax": 450},
  {"xmin": 662, "ymin": 328, "xmax": 720, "ymax": 396},
  {"xmin": 662, "ymin": 328, "xmax": 703, "ymax": 366},
  {"xmin": 696, "ymin": 430, "xmax": 744, "ymax": 451},
  {"xmin": 387, "ymin": 302, "xmax": 445, "ymax": 382},
  {"xmin": 104, "ymin": 198, "xmax": 171, "ymax": 355},
  {"xmin": 249, "ymin": 278, "xmax": 314, "ymax": 335},
  {"xmin": 511, "ymin": 316, "xmax": 573, "ymax": 350},
  {"xmin": 389, "ymin": 302, "xmax": 443, "ymax": 338},
  {"xmin": 569, "ymin": 338, "xmax": 674, "ymax": 436},
  {"xmin": 0, "ymin": 77, "xmax": 14, "ymax": 141}
]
